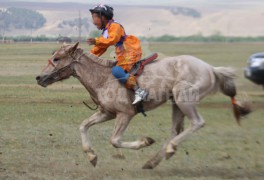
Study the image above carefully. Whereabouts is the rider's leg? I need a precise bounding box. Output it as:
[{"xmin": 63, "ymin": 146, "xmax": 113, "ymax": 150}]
[{"xmin": 111, "ymin": 66, "xmax": 148, "ymax": 104}]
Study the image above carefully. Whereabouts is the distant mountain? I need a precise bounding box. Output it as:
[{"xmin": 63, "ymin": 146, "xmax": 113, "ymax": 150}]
[
  {"xmin": 0, "ymin": 7, "xmax": 46, "ymax": 29},
  {"xmin": 1, "ymin": 1, "xmax": 263, "ymax": 37},
  {"xmin": 0, "ymin": 1, "xmax": 90, "ymax": 10}
]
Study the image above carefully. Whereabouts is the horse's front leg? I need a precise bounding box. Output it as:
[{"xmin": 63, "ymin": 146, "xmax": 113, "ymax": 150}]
[
  {"xmin": 110, "ymin": 113, "xmax": 155, "ymax": 150},
  {"xmin": 80, "ymin": 111, "xmax": 114, "ymax": 167}
]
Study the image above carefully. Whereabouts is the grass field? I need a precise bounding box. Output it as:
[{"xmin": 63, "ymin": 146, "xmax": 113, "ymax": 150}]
[{"xmin": 0, "ymin": 42, "xmax": 264, "ymax": 179}]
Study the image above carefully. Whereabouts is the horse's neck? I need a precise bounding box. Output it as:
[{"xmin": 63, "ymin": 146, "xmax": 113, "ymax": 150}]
[{"xmin": 74, "ymin": 55, "xmax": 112, "ymax": 98}]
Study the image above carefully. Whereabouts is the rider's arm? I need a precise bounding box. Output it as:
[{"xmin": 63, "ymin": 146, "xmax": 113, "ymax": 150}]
[
  {"xmin": 95, "ymin": 23, "xmax": 124, "ymax": 49},
  {"xmin": 90, "ymin": 46, "xmax": 107, "ymax": 57}
]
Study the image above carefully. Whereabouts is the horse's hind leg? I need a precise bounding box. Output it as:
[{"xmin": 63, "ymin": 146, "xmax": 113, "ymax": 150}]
[
  {"xmin": 165, "ymin": 103, "xmax": 205, "ymax": 160},
  {"xmin": 172, "ymin": 102, "xmax": 185, "ymax": 137},
  {"xmin": 110, "ymin": 113, "xmax": 155, "ymax": 150},
  {"xmin": 142, "ymin": 104, "xmax": 185, "ymax": 169}
]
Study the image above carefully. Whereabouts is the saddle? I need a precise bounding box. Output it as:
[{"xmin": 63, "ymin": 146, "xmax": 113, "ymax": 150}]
[
  {"xmin": 129, "ymin": 52, "xmax": 158, "ymax": 116},
  {"xmin": 129, "ymin": 52, "xmax": 158, "ymax": 76}
]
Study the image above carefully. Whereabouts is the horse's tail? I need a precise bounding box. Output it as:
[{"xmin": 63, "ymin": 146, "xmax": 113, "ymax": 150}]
[{"xmin": 213, "ymin": 67, "xmax": 251, "ymax": 125}]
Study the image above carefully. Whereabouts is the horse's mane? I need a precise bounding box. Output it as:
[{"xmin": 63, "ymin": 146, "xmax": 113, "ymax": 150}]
[
  {"xmin": 59, "ymin": 44, "xmax": 116, "ymax": 67},
  {"xmin": 80, "ymin": 48, "xmax": 117, "ymax": 67}
]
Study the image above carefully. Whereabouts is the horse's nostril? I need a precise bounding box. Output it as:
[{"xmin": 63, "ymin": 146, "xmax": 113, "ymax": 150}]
[{"xmin": 36, "ymin": 76, "xmax": 41, "ymax": 81}]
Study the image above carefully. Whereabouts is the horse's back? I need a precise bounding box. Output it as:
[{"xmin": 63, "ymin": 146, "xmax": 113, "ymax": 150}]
[
  {"xmin": 138, "ymin": 55, "xmax": 216, "ymax": 104},
  {"xmin": 141, "ymin": 55, "xmax": 214, "ymax": 81}
]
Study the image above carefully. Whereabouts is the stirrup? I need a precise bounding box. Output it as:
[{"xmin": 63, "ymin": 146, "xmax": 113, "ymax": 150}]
[{"xmin": 132, "ymin": 88, "xmax": 148, "ymax": 105}]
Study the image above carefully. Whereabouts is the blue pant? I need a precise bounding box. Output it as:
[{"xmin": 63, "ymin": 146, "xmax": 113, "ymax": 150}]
[{"xmin": 112, "ymin": 66, "xmax": 130, "ymax": 84}]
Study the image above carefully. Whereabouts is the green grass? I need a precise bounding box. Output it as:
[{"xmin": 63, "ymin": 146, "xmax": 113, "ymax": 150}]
[{"xmin": 0, "ymin": 42, "xmax": 264, "ymax": 179}]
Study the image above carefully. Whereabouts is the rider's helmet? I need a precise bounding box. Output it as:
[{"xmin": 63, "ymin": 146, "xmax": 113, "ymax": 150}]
[{"xmin": 89, "ymin": 4, "xmax": 114, "ymax": 20}]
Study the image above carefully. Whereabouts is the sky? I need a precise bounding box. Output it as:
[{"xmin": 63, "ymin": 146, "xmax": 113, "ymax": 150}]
[{"xmin": 9, "ymin": 0, "xmax": 264, "ymax": 7}]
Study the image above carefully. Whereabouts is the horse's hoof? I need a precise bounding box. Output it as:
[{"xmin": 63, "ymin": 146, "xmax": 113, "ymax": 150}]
[
  {"xmin": 90, "ymin": 156, "xmax": 97, "ymax": 167},
  {"xmin": 165, "ymin": 151, "xmax": 175, "ymax": 160},
  {"xmin": 165, "ymin": 144, "xmax": 177, "ymax": 160},
  {"xmin": 142, "ymin": 163, "xmax": 154, "ymax": 169},
  {"xmin": 87, "ymin": 153, "xmax": 97, "ymax": 167},
  {"xmin": 143, "ymin": 137, "xmax": 155, "ymax": 146}
]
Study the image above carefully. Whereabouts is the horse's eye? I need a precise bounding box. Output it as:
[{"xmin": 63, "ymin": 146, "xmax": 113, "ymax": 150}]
[{"xmin": 53, "ymin": 58, "xmax": 60, "ymax": 62}]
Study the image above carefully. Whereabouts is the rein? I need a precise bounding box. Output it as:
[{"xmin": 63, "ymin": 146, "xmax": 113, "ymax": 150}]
[
  {"xmin": 43, "ymin": 48, "xmax": 99, "ymax": 111},
  {"xmin": 56, "ymin": 50, "xmax": 99, "ymax": 111}
]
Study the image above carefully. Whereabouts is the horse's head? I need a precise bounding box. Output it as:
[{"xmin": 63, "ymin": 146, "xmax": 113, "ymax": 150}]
[{"xmin": 36, "ymin": 42, "xmax": 80, "ymax": 87}]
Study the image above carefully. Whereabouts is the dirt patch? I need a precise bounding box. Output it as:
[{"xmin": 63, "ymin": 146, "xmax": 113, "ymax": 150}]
[
  {"xmin": 199, "ymin": 101, "xmax": 264, "ymax": 110},
  {"xmin": 0, "ymin": 84, "xmax": 83, "ymax": 90},
  {"xmin": 0, "ymin": 161, "xmax": 7, "ymax": 176},
  {"xmin": 199, "ymin": 102, "xmax": 231, "ymax": 109},
  {"xmin": 112, "ymin": 154, "xmax": 126, "ymax": 160}
]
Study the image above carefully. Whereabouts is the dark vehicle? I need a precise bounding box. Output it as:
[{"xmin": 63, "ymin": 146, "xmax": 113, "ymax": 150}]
[
  {"xmin": 57, "ymin": 36, "xmax": 72, "ymax": 44},
  {"xmin": 244, "ymin": 52, "xmax": 264, "ymax": 87}
]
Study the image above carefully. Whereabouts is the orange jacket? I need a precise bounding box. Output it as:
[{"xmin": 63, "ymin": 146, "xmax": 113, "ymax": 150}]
[{"xmin": 90, "ymin": 19, "xmax": 142, "ymax": 72}]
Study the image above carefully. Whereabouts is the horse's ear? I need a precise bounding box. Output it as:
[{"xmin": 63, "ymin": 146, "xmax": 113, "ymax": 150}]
[{"xmin": 69, "ymin": 42, "xmax": 79, "ymax": 53}]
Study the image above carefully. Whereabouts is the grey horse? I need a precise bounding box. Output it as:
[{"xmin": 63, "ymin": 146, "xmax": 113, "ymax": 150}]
[{"xmin": 36, "ymin": 42, "xmax": 250, "ymax": 169}]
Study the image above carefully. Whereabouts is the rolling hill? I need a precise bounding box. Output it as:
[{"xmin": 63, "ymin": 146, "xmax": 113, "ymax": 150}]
[{"xmin": 1, "ymin": 1, "xmax": 264, "ymax": 37}]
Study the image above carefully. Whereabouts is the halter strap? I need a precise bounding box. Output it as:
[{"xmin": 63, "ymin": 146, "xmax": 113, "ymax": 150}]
[
  {"xmin": 42, "ymin": 49, "xmax": 86, "ymax": 74},
  {"xmin": 41, "ymin": 59, "xmax": 55, "ymax": 73},
  {"xmin": 48, "ymin": 59, "xmax": 55, "ymax": 67}
]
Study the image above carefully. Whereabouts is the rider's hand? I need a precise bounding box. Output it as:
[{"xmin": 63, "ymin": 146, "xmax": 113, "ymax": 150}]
[{"xmin": 87, "ymin": 38, "xmax": 96, "ymax": 45}]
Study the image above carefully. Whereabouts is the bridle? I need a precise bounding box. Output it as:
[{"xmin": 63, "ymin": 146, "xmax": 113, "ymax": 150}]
[
  {"xmin": 44, "ymin": 48, "xmax": 87, "ymax": 80},
  {"xmin": 42, "ymin": 47, "xmax": 99, "ymax": 110}
]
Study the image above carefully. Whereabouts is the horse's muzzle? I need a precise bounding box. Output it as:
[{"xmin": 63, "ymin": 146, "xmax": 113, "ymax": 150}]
[{"xmin": 36, "ymin": 74, "xmax": 52, "ymax": 87}]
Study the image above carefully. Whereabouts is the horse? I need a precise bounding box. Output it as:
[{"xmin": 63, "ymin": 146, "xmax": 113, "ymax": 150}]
[{"xmin": 36, "ymin": 42, "xmax": 251, "ymax": 169}]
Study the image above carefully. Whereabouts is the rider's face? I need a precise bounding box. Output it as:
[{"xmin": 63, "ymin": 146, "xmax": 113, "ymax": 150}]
[{"xmin": 92, "ymin": 13, "xmax": 107, "ymax": 30}]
